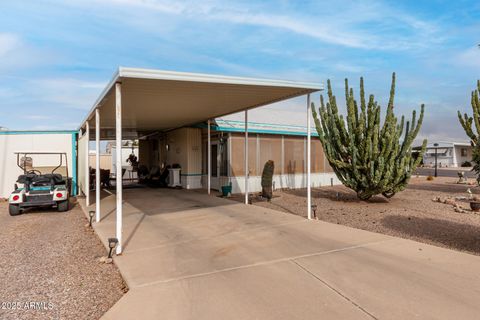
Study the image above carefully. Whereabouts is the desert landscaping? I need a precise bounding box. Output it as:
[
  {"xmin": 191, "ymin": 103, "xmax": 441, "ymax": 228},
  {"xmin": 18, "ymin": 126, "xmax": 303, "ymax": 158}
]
[
  {"xmin": 239, "ymin": 176, "xmax": 480, "ymax": 256},
  {"xmin": 0, "ymin": 200, "xmax": 127, "ymax": 320}
]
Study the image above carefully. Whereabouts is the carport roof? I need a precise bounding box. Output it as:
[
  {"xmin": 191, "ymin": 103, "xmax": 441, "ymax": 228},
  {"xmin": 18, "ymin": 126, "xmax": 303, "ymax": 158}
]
[{"xmin": 80, "ymin": 67, "xmax": 323, "ymax": 137}]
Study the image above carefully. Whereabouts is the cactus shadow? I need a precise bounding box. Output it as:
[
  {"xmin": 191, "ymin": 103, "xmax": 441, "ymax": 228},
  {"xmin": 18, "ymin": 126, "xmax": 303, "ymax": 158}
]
[
  {"xmin": 382, "ymin": 215, "xmax": 480, "ymax": 255},
  {"xmin": 283, "ymin": 187, "xmax": 390, "ymax": 203},
  {"xmin": 407, "ymin": 182, "xmax": 479, "ymax": 194}
]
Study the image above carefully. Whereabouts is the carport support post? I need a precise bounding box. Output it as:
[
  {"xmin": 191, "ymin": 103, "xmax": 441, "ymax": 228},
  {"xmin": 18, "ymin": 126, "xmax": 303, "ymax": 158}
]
[
  {"xmin": 307, "ymin": 93, "xmax": 312, "ymax": 220},
  {"xmin": 245, "ymin": 110, "xmax": 249, "ymax": 205},
  {"xmin": 115, "ymin": 82, "xmax": 123, "ymax": 254},
  {"xmin": 85, "ymin": 121, "xmax": 90, "ymax": 206},
  {"xmin": 95, "ymin": 108, "xmax": 101, "ymax": 223},
  {"xmin": 207, "ymin": 119, "xmax": 211, "ymax": 194}
]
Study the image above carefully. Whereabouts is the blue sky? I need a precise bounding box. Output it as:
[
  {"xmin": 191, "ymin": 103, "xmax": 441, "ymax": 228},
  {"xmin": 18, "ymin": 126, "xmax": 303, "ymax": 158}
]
[{"xmin": 0, "ymin": 0, "xmax": 479, "ymax": 141}]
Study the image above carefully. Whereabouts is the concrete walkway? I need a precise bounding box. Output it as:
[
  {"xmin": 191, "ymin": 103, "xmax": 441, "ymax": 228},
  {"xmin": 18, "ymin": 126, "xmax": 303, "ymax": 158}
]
[{"xmin": 80, "ymin": 188, "xmax": 480, "ymax": 320}]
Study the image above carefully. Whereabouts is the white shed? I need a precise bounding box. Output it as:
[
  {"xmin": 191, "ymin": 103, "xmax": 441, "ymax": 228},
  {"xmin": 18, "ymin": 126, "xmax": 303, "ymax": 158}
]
[{"xmin": 0, "ymin": 130, "xmax": 77, "ymax": 198}]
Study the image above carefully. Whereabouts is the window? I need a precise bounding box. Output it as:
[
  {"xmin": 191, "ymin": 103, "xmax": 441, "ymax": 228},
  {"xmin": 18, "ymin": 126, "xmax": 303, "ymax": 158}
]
[{"xmin": 461, "ymin": 148, "xmax": 467, "ymax": 157}]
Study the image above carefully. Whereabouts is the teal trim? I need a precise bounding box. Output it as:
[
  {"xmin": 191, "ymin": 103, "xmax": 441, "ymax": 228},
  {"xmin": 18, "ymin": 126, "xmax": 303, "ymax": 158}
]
[
  {"xmin": 30, "ymin": 186, "xmax": 51, "ymax": 191},
  {"xmin": 216, "ymin": 119, "xmax": 310, "ymax": 130},
  {"xmin": 0, "ymin": 130, "xmax": 77, "ymax": 135},
  {"xmin": 194, "ymin": 123, "xmax": 319, "ymax": 137},
  {"xmin": 71, "ymin": 132, "xmax": 78, "ymax": 196},
  {"xmin": 218, "ymin": 126, "xmax": 319, "ymax": 137}
]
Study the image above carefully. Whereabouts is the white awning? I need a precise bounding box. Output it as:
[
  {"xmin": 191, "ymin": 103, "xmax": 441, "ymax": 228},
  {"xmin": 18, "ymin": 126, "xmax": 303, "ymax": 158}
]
[{"xmin": 80, "ymin": 67, "xmax": 323, "ymax": 137}]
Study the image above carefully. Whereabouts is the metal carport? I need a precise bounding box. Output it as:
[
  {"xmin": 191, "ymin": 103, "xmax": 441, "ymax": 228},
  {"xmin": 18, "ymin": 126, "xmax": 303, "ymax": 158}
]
[{"xmin": 78, "ymin": 67, "xmax": 323, "ymax": 254}]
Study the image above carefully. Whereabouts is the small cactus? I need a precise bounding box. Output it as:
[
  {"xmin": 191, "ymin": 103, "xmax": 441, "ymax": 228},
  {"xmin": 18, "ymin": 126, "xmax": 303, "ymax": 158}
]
[{"xmin": 261, "ymin": 160, "xmax": 275, "ymax": 200}]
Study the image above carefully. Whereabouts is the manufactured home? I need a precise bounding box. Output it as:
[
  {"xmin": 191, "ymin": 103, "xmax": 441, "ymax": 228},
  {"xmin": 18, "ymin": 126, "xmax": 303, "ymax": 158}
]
[{"xmin": 422, "ymin": 141, "xmax": 473, "ymax": 168}]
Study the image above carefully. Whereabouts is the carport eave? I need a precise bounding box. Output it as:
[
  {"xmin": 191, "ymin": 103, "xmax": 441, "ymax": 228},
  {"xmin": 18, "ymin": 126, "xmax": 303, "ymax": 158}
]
[
  {"xmin": 79, "ymin": 67, "xmax": 324, "ymax": 133},
  {"xmin": 118, "ymin": 67, "xmax": 324, "ymax": 91}
]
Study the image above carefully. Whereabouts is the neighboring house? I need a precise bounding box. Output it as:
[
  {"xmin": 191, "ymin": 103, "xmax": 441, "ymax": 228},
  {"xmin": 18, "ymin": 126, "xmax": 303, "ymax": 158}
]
[{"xmin": 422, "ymin": 141, "xmax": 472, "ymax": 167}]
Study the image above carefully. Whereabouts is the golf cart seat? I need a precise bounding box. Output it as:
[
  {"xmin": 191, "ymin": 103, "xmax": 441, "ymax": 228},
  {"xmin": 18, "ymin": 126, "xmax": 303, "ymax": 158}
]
[
  {"xmin": 43, "ymin": 173, "xmax": 64, "ymax": 184},
  {"xmin": 16, "ymin": 173, "xmax": 37, "ymax": 184},
  {"xmin": 16, "ymin": 173, "xmax": 64, "ymax": 185}
]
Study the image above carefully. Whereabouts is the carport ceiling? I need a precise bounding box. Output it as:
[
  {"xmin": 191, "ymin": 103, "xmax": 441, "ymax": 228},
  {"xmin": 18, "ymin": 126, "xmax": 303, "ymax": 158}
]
[{"xmin": 82, "ymin": 67, "xmax": 323, "ymax": 134}]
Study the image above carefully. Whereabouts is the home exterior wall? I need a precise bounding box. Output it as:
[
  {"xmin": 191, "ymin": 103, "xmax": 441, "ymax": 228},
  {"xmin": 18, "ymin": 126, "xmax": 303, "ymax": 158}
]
[
  {"xmin": 454, "ymin": 145, "xmax": 473, "ymax": 166},
  {"xmin": 201, "ymin": 131, "xmax": 339, "ymax": 194},
  {"xmin": 423, "ymin": 152, "xmax": 454, "ymax": 167},
  {"xmin": 0, "ymin": 131, "xmax": 76, "ymax": 198},
  {"xmin": 165, "ymin": 127, "xmax": 202, "ymax": 189}
]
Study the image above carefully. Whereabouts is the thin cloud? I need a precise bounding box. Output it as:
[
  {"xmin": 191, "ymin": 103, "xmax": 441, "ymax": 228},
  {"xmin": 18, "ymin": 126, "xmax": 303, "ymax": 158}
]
[
  {"xmin": 0, "ymin": 33, "xmax": 58, "ymax": 71},
  {"xmin": 0, "ymin": 33, "xmax": 21, "ymax": 57},
  {"xmin": 456, "ymin": 46, "xmax": 480, "ymax": 69},
  {"xmin": 23, "ymin": 115, "xmax": 53, "ymax": 120},
  {"xmin": 68, "ymin": 0, "xmax": 442, "ymax": 50}
]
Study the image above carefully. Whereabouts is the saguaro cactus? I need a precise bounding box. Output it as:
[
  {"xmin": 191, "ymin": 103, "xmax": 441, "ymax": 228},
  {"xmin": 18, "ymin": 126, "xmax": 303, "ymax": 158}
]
[
  {"xmin": 458, "ymin": 80, "xmax": 480, "ymax": 182},
  {"xmin": 261, "ymin": 160, "xmax": 275, "ymax": 200},
  {"xmin": 312, "ymin": 73, "xmax": 427, "ymax": 200}
]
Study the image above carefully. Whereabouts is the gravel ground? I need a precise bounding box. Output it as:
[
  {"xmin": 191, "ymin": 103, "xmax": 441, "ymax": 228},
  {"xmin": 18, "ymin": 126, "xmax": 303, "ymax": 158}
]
[
  {"xmin": 233, "ymin": 177, "xmax": 480, "ymax": 255},
  {"xmin": 0, "ymin": 199, "xmax": 127, "ymax": 320}
]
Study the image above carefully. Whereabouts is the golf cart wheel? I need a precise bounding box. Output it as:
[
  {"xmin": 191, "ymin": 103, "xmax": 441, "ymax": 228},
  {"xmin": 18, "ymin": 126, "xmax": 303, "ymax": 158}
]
[
  {"xmin": 9, "ymin": 204, "xmax": 22, "ymax": 216},
  {"xmin": 57, "ymin": 200, "xmax": 69, "ymax": 212}
]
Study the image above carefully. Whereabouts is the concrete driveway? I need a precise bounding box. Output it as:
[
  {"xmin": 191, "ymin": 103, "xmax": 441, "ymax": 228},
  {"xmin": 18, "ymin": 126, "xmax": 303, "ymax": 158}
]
[{"xmin": 80, "ymin": 188, "xmax": 480, "ymax": 320}]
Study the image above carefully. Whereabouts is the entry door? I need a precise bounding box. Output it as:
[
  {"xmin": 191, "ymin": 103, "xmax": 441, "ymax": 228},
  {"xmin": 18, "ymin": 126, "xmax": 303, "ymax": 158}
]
[{"xmin": 210, "ymin": 142, "xmax": 220, "ymax": 190}]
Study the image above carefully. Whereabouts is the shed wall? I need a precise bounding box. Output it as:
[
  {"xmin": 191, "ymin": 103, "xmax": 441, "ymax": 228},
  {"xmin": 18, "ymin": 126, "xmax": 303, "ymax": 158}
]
[{"xmin": 0, "ymin": 132, "xmax": 75, "ymax": 198}]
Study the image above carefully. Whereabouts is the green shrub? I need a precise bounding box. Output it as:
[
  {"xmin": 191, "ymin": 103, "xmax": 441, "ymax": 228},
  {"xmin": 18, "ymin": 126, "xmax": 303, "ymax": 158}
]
[{"xmin": 461, "ymin": 161, "xmax": 472, "ymax": 167}]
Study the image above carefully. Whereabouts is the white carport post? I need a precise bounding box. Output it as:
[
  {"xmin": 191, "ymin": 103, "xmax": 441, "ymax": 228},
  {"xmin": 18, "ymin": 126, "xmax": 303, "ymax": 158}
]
[
  {"xmin": 207, "ymin": 119, "xmax": 211, "ymax": 195},
  {"xmin": 85, "ymin": 121, "xmax": 90, "ymax": 206},
  {"xmin": 244, "ymin": 110, "xmax": 249, "ymax": 205},
  {"xmin": 307, "ymin": 93, "xmax": 312, "ymax": 220},
  {"xmin": 95, "ymin": 108, "xmax": 101, "ymax": 223},
  {"xmin": 115, "ymin": 82, "xmax": 123, "ymax": 254}
]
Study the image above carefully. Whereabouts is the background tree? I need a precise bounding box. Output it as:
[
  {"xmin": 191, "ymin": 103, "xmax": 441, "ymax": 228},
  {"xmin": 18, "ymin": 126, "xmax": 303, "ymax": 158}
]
[
  {"xmin": 312, "ymin": 73, "xmax": 427, "ymax": 200},
  {"xmin": 457, "ymin": 80, "xmax": 480, "ymax": 183}
]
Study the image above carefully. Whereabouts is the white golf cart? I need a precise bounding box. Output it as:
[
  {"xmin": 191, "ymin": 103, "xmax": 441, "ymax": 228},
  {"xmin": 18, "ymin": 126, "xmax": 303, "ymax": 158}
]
[{"xmin": 8, "ymin": 152, "xmax": 71, "ymax": 216}]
